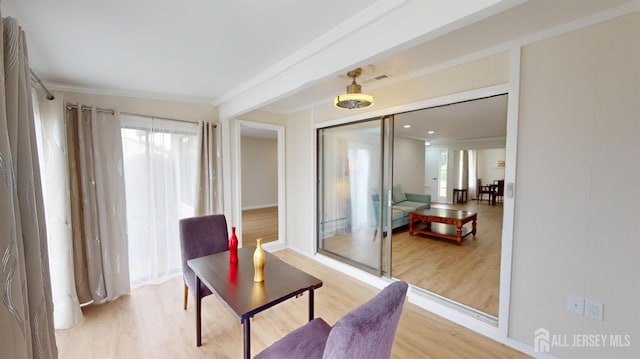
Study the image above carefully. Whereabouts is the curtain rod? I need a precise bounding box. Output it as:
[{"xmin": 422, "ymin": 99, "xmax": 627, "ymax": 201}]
[
  {"xmin": 64, "ymin": 107, "xmax": 215, "ymax": 128},
  {"xmin": 66, "ymin": 103, "xmax": 115, "ymax": 115},
  {"xmin": 65, "ymin": 106, "xmax": 217, "ymax": 128},
  {"xmin": 28, "ymin": 69, "xmax": 216, "ymax": 130},
  {"xmin": 29, "ymin": 68, "xmax": 55, "ymax": 101},
  {"xmin": 120, "ymin": 112, "xmax": 216, "ymax": 127},
  {"xmin": 121, "ymin": 112, "xmax": 200, "ymax": 125}
]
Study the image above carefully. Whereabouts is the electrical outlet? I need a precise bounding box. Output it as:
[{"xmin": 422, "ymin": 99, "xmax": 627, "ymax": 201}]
[
  {"xmin": 586, "ymin": 299, "xmax": 604, "ymax": 321},
  {"xmin": 567, "ymin": 295, "xmax": 584, "ymax": 315}
]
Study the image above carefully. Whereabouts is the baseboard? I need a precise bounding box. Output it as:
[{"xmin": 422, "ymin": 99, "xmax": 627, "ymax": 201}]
[
  {"xmin": 242, "ymin": 203, "xmax": 278, "ymax": 210},
  {"xmin": 262, "ymin": 240, "xmax": 287, "ymax": 252}
]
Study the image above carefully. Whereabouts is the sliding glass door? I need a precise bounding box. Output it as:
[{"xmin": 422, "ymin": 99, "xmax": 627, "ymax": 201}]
[
  {"xmin": 317, "ymin": 93, "xmax": 509, "ymax": 321},
  {"xmin": 317, "ymin": 116, "xmax": 393, "ymax": 275}
]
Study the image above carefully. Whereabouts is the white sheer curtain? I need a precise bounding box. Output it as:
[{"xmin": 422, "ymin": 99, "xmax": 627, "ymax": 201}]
[
  {"xmin": 65, "ymin": 105, "xmax": 130, "ymax": 304},
  {"xmin": 457, "ymin": 150, "xmax": 470, "ymax": 190},
  {"xmin": 195, "ymin": 121, "xmax": 222, "ymax": 215},
  {"xmin": 121, "ymin": 115, "xmax": 199, "ymax": 287},
  {"xmin": 33, "ymin": 93, "xmax": 83, "ymax": 329},
  {"xmin": 468, "ymin": 150, "xmax": 478, "ymax": 198},
  {"xmin": 0, "ymin": 15, "xmax": 57, "ymax": 358}
]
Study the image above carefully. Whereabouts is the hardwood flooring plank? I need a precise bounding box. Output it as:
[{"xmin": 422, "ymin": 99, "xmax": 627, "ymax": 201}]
[
  {"xmin": 55, "ymin": 249, "xmax": 528, "ymax": 359},
  {"xmin": 392, "ymin": 201, "xmax": 503, "ymax": 316},
  {"xmin": 242, "ymin": 207, "xmax": 278, "ymax": 247}
]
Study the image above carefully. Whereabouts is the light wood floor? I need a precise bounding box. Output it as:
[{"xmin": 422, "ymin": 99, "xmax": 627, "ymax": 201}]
[
  {"xmin": 242, "ymin": 207, "xmax": 278, "ymax": 247},
  {"xmin": 393, "ymin": 200, "xmax": 503, "ymax": 316},
  {"xmin": 323, "ymin": 200, "xmax": 503, "ymax": 316},
  {"xmin": 55, "ymin": 249, "xmax": 528, "ymax": 359}
]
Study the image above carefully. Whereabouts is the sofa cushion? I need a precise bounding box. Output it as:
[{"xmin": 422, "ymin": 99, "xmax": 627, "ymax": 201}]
[
  {"xmin": 391, "ymin": 208, "xmax": 405, "ymax": 221},
  {"xmin": 394, "ymin": 201, "xmax": 429, "ymax": 213},
  {"xmin": 392, "ymin": 184, "xmax": 407, "ymax": 204},
  {"xmin": 405, "ymin": 193, "xmax": 431, "ymax": 205}
]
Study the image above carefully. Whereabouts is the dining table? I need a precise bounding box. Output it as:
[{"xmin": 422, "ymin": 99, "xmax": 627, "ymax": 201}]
[{"xmin": 187, "ymin": 245, "xmax": 323, "ymax": 358}]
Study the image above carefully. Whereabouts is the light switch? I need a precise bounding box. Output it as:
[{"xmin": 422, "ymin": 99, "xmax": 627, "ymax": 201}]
[{"xmin": 506, "ymin": 182, "xmax": 514, "ymax": 198}]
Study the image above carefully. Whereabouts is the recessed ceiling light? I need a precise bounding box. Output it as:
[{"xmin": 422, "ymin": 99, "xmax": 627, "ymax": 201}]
[
  {"xmin": 425, "ymin": 141, "xmax": 431, "ymax": 146},
  {"xmin": 427, "ymin": 130, "xmax": 435, "ymax": 134},
  {"xmin": 403, "ymin": 125, "xmax": 411, "ymax": 128}
]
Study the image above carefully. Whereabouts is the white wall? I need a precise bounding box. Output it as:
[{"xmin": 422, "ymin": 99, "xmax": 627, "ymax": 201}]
[
  {"xmin": 285, "ymin": 109, "xmax": 315, "ymax": 253},
  {"xmin": 511, "ymin": 12, "xmax": 640, "ymax": 358},
  {"xmin": 477, "ymin": 148, "xmax": 505, "ymax": 185},
  {"xmin": 241, "ymin": 137, "xmax": 277, "ymax": 209},
  {"xmin": 393, "ymin": 136, "xmax": 425, "ymax": 194}
]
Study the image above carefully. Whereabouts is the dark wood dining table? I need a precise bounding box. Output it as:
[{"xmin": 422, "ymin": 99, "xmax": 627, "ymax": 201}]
[{"xmin": 187, "ymin": 246, "xmax": 323, "ymax": 359}]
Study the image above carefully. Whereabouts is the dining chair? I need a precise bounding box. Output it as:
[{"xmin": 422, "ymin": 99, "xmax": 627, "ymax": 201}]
[
  {"xmin": 494, "ymin": 180, "xmax": 505, "ymax": 204},
  {"xmin": 179, "ymin": 214, "xmax": 229, "ymax": 310},
  {"xmin": 255, "ymin": 281, "xmax": 409, "ymax": 359},
  {"xmin": 476, "ymin": 178, "xmax": 493, "ymax": 202}
]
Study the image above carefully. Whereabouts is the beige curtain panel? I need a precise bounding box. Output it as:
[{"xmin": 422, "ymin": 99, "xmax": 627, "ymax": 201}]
[
  {"xmin": 0, "ymin": 15, "xmax": 58, "ymax": 359},
  {"xmin": 195, "ymin": 121, "xmax": 222, "ymax": 215},
  {"xmin": 65, "ymin": 105, "xmax": 130, "ymax": 305}
]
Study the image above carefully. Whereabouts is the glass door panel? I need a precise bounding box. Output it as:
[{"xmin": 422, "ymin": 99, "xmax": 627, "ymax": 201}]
[{"xmin": 317, "ymin": 119, "xmax": 385, "ymax": 274}]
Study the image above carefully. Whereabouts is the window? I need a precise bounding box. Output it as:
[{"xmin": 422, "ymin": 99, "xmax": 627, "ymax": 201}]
[{"xmin": 121, "ymin": 115, "xmax": 198, "ymax": 287}]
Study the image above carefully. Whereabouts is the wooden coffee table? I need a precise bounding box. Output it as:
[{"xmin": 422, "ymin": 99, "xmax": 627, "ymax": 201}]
[{"xmin": 409, "ymin": 208, "xmax": 477, "ymax": 246}]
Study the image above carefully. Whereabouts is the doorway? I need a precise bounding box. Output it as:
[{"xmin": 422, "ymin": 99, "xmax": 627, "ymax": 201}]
[
  {"xmin": 237, "ymin": 121, "xmax": 285, "ymax": 247},
  {"xmin": 424, "ymin": 149, "xmax": 439, "ymax": 201}
]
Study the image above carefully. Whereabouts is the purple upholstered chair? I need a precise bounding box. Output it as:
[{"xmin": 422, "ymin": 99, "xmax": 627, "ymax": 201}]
[
  {"xmin": 255, "ymin": 281, "xmax": 409, "ymax": 359},
  {"xmin": 179, "ymin": 214, "xmax": 229, "ymax": 310}
]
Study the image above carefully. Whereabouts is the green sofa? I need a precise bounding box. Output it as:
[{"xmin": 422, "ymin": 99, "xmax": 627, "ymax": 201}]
[
  {"xmin": 390, "ymin": 184, "xmax": 431, "ymax": 229},
  {"xmin": 373, "ymin": 184, "xmax": 431, "ymax": 231}
]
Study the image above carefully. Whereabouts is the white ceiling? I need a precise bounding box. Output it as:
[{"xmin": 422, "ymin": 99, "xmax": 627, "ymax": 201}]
[
  {"xmin": 2, "ymin": 0, "xmax": 637, "ymax": 117},
  {"xmin": 394, "ymin": 94, "xmax": 508, "ymax": 144},
  {"xmin": 2, "ymin": 0, "xmax": 372, "ymax": 102}
]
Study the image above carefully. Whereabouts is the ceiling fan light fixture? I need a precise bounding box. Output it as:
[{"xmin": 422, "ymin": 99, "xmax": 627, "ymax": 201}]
[{"xmin": 334, "ymin": 68, "xmax": 374, "ymax": 110}]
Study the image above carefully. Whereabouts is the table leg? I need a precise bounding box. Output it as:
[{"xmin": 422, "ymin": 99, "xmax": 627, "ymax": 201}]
[
  {"xmin": 472, "ymin": 217, "xmax": 477, "ymax": 236},
  {"xmin": 409, "ymin": 213, "xmax": 414, "ymax": 235},
  {"xmin": 243, "ymin": 318, "xmax": 251, "ymax": 359},
  {"xmin": 456, "ymin": 224, "xmax": 462, "ymax": 246},
  {"xmin": 308, "ymin": 289, "xmax": 315, "ymax": 322},
  {"xmin": 196, "ymin": 276, "xmax": 202, "ymax": 347}
]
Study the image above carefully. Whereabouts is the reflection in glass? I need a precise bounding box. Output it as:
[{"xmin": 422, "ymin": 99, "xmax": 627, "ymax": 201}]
[
  {"xmin": 391, "ymin": 94, "xmax": 507, "ymax": 318},
  {"xmin": 317, "ymin": 120, "xmax": 382, "ymax": 273}
]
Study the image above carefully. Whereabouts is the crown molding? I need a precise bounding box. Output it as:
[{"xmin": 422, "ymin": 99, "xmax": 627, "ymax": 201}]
[{"xmin": 47, "ymin": 83, "xmax": 216, "ymax": 105}]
